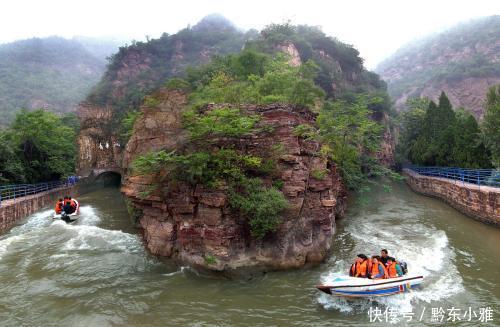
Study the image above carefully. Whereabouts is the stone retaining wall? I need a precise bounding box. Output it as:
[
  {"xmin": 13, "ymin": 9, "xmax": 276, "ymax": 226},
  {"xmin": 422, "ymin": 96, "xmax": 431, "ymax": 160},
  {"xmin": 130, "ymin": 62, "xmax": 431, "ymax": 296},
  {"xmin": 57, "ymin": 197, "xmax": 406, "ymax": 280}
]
[
  {"xmin": 403, "ymin": 169, "xmax": 499, "ymax": 226},
  {"xmin": 0, "ymin": 186, "xmax": 77, "ymax": 233}
]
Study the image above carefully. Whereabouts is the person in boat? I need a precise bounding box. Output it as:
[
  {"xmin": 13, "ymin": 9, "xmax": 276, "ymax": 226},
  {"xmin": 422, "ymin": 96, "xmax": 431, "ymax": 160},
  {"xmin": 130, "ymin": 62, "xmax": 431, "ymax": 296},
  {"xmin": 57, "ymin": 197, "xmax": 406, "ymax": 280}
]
[
  {"xmin": 68, "ymin": 197, "xmax": 79, "ymax": 214},
  {"xmin": 349, "ymin": 254, "xmax": 369, "ymax": 278},
  {"xmin": 54, "ymin": 198, "xmax": 64, "ymax": 215},
  {"xmin": 62, "ymin": 197, "xmax": 75, "ymax": 215},
  {"xmin": 386, "ymin": 257, "xmax": 404, "ymax": 278},
  {"xmin": 380, "ymin": 249, "xmax": 389, "ymax": 265},
  {"xmin": 370, "ymin": 256, "xmax": 388, "ymax": 279}
]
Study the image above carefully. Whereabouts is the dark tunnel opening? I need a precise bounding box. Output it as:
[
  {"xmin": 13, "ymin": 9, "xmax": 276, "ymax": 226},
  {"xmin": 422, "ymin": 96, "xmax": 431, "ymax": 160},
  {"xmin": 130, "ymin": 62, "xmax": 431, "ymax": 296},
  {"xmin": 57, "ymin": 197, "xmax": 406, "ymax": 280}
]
[{"xmin": 95, "ymin": 172, "xmax": 122, "ymax": 187}]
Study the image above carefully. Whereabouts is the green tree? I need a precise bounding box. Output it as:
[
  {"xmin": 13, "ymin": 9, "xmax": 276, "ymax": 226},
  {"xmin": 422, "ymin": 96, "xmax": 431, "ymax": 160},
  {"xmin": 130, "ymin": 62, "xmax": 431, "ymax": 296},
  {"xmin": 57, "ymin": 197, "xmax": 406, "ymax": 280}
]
[
  {"xmin": 396, "ymin": 98, "xmax": 427, "ymax": 164},
  {"xmin": 412, "ymin": 93, "xmax": 457, "ymax": 165},
  {"xmin": 482, "ymin": 85, "xmax": 500, "ymax": 167},
  {"xmin": 399, "ymin": 93, "xmax": 493, "ymax": 168},
  {"xmin": 0, "ymin": 131, "xmax": 23, "ymax": 184},
  {"xmin": 8, "ymin": 109, "xmax": 76, "ymax": 183},
  {"xmin": 317, "ymin": 96, "xmax": 383, "ymax": 188},
  {"xmin": 452, "ymin": 110, "xmax": 491, "ymax": 168}
]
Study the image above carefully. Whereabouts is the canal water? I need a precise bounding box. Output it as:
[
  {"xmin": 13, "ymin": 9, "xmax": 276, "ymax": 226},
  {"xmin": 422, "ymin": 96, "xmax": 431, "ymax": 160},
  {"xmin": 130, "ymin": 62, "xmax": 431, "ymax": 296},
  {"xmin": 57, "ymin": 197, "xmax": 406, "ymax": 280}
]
[{"xmin": 0, "ymin": 181, "xmax": 498, "ymax": 326}]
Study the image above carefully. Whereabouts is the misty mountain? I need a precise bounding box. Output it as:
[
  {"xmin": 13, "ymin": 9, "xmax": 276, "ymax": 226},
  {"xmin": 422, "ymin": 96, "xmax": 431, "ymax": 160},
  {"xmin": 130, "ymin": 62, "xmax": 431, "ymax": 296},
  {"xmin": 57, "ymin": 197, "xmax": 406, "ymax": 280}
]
[
  {"xmin": 0, "ymin": 36, "xmax": 122, "ymax": 126},
  {"xmin": 72, "ymin": 36, "xmax": 127, "ymax": 61},
  {"xmin": 376, "ymin": 15, "xmax": 500, "ymax": 118},
  {"xmin": 87, "ymin": 14, "xmax": 388, "ymax": 119}
]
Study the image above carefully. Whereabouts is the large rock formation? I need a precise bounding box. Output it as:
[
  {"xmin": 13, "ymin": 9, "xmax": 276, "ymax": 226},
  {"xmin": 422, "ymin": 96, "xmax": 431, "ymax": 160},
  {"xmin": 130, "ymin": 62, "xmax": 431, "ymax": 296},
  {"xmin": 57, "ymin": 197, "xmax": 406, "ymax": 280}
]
[
  {"xmin": 121, "ymin": 89, "xmax": 348, "ymax": 273},
  {"xmin": 76, "ymin": 102, "xmax": 123, "ymax": 177},
  {"xmin": 376, "ymin": 15, "xmax": 500, "ymax": 118}
]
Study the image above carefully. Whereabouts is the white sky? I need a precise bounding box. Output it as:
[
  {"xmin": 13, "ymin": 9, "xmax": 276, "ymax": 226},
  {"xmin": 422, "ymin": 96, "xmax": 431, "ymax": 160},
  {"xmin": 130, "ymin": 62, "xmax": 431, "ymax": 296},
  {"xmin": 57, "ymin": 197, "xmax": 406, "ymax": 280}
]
[{"xmin": 1, "ymin": 0, "xmax": 499, "ymax": 68}]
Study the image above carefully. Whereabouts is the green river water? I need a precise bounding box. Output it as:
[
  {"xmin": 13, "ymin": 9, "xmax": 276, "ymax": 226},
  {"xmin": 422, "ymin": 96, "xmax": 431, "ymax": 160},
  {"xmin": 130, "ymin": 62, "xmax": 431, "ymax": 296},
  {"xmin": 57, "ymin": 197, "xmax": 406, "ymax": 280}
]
[{"xmin": 0, "ymin": 181, "xmax": 498, "ymax": 326}]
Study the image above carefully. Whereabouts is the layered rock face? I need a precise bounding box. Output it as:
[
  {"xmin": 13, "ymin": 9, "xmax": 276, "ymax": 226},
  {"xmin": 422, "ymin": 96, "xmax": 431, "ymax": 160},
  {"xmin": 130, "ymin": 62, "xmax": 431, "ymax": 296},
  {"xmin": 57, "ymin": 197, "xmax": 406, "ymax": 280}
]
[
  {"xmin": 121, "ymin": 89, "xmax": 348, "ymax": 272},
  {"xmin": 76, "ymin": 103, "xmax": 123, "ymax": 177}
]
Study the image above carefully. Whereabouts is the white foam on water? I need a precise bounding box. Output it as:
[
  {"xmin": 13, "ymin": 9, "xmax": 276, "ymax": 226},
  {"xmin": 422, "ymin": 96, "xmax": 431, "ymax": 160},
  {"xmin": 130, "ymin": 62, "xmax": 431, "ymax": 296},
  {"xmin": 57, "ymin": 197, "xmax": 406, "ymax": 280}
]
[
  {"xmin": 318, "ymin": 204, "xmax": 464, "ymax": 313},
  {"xmin": 162, "ymin": 266, "xmax": 189, "ymax": 277},
  {"xmin": 0, "ymin": 234, "xmax": 24, "ymax": 260},
  {"xmin": 76, "ymin": 205, "xmax": 101, "ymax": 225},
  {"xmin": 0, "ymin": 204, "xmax": 138, "ymax": 262},
  {"xmin": 59, "ymin": 223, "xmax": 141, "ymax": 253},
  {"xmin": 0, "ymin": 209, "xmax": 55, "ymax": 260}
]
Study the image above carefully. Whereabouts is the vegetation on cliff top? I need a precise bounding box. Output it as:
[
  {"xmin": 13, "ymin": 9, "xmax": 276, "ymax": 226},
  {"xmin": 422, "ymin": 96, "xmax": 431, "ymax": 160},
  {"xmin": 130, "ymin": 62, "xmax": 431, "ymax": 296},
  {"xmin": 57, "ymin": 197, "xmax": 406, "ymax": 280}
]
[
  {"xmin": 397, "ymin": 90, "xmax": 498, "ymax": 168},
  {"xmin": 248, "ymin": 22, "xmax": 388, "ymax": 100},
  {"xmin": 131, "ymin": 40, "xmax": 392, "ymax": 237},
  {"xmin": 87, "ymin": 15, "xmax": 250, "ymax": 116},
  {"xmin": 88, "ymin": 17, "xmax": 391, "ymax": 133},
  {"xmin": 132, "ymin": 112, "xmax": 288, "ymax": 239}
]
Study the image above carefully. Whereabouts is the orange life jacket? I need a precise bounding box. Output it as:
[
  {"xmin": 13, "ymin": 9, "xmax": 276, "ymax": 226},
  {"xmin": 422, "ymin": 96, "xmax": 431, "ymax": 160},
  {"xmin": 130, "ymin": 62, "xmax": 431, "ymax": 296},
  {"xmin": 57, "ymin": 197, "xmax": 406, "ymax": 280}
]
[
  {"xmin": 367, "ymin": 258, "xmax": 373, "ymax": 276},
  {"xmin": 387, "ymin": 262, "xmax": 398, "ymax": 278},
  {"xmin": 350, "ymin": 263, "xmax": 357, "ymax": 276},
  {"xmin": 370, "ymin": 262, "xmax": 387, "ymax": 279},
  {"xmin": 55, "ymin": 202, "xmax": 63, "ymax": 214},
  {"xmin": 356, "ymin": 260, "xmax": 368, "ymax": 278}
]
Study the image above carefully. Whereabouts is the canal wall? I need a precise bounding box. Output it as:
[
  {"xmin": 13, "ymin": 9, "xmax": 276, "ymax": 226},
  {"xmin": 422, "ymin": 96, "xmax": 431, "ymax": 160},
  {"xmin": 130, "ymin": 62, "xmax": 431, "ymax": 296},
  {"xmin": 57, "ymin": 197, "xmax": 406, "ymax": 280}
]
[
  {"xmin": 403, "ymin": 169, "xmax": 500, "ymax": 226},
  {"xmin": 0, "ymin": 186, "xmax": 77, "ymax": 233}
]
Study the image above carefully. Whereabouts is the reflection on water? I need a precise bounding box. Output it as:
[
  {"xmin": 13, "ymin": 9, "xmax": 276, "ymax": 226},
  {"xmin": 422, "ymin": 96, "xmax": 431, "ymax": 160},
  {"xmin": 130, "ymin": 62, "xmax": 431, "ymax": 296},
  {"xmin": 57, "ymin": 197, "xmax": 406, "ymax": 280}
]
[{"xmin": 0, "ymin": 182, "xmax": 498, "ymax": 326}]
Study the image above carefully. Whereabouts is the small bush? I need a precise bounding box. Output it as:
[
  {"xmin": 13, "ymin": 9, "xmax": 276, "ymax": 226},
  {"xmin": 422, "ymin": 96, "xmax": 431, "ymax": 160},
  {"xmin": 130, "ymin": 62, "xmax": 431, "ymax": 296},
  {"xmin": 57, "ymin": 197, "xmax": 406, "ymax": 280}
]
[
  {"xmin": 204, "ymin": 255, "xmax": 217, "ymax": 265},
  {"xmin": 293, "ymin": 124, "xmax": 317, "ymax": 139},
  {"xmin": 165, "ymin": 78, "xmax": 191, "ymax": 91},
  {"xmin": 272, "ymin": 179, "xmax": 284, "ymax": 189},
  {"xmin": 311, "ymin": 168, "xmax": 329, "ymax": 180},
  {"xmin": 143, "ymin": 96, "xmax": 161, "ymax": 107},
  {"xmin": 229, "ymin": 178, "xmax": 288, "ymax": 239},
  {"xmin": 132, "ymin": 150, "xmax": 176, "ymax": 175},
  {"xmin": 183, "ymin": 107, "xmax": 260, "ymax": 140},
  {"xmin": 120, "ymin": 110, "xmax": 143, "ymax": 142}
]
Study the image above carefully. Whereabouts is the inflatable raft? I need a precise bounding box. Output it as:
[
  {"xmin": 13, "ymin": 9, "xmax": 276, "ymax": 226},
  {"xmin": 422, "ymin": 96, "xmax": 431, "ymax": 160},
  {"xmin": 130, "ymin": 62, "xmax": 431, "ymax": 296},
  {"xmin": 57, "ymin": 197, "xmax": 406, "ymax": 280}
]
[{"xmin": 316, "ymin": 275, "xmax": 424, "ymax": 297}]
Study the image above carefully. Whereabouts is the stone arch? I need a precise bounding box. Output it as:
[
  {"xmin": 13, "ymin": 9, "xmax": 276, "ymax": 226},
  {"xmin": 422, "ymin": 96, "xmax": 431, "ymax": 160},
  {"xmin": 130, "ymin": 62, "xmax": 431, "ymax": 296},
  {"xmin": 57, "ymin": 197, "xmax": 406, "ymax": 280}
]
[{"xmin": 94, "ymin": 170, "xmax": 122, "ymax": 187}]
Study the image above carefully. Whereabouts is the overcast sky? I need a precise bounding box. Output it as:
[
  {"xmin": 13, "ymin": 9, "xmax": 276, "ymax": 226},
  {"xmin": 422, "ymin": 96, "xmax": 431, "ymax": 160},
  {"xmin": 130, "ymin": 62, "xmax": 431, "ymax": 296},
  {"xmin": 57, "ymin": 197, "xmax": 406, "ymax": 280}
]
[{"xmin": 1, "ymin": 0, "xmax": 499, "ymax": 68}]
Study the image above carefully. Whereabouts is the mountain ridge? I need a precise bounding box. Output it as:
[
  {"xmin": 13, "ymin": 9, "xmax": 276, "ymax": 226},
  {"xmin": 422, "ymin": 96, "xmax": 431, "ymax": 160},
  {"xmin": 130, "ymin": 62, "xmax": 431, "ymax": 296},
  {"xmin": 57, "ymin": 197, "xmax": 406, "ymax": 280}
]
[
  {"xmin": 376, "ymin": 15, "xmax": 500, "ymax": 118},
  {"xmin": 0, "ymin": 36, "xmax": 122, "ymax": 126}
]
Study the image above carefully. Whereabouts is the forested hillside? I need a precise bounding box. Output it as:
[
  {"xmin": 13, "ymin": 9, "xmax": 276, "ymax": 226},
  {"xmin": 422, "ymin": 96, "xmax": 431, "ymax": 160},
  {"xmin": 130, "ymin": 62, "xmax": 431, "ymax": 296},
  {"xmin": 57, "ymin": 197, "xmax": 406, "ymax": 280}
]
[
  {"xmin": 79, "ymin": 16, "xmax": 396, "ymax": 192},
  {"xmin": 0, "ymin": 36, "xmax": 120, "ymax": 126},
  {"xmin": 86, "ymin": 16, "xmax": 391, "ymax": 123},
  {"xmin": 376, "ymin": 15, "xmax": 500, "ymax": 118},
  {"xmin": 87, "ymin": 14, "xmax": 252, "ymax": 113}
]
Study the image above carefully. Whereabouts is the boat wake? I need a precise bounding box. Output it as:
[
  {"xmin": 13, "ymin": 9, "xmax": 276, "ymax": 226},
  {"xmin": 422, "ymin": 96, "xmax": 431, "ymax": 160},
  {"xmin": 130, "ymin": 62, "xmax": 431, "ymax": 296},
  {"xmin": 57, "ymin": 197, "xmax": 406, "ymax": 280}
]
[
  {"xmin": 317, "ymin": 198, "xmax": 464, "ymax": 313},
  {"xmin": 0, "ymin": 205, "xmax": 143, "ymax": 263}
]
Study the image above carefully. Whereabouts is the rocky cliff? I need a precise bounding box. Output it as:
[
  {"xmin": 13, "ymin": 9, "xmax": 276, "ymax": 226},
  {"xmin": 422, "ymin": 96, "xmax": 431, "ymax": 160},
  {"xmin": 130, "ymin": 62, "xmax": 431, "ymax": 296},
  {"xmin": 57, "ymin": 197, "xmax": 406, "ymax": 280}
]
[
  {"xmin": 376, "ymin": 15, "xmax": 500, "ymax": 118},
  {"xmin": 77, "ymin": 102, "xmax": 123, "ymax": 177},
  {"xmin": 76, "ymin": 18, "xmax": 395, "ymax": 272},
  {"xmin": 121, "ymin": 89, "xmax": 348, "ymax": 273}
]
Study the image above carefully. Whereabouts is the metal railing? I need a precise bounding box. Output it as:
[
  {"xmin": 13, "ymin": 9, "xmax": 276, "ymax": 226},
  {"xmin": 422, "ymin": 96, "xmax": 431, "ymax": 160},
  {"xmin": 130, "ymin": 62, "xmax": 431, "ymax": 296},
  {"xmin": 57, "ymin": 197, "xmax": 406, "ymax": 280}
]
[
  {"xmin": 0, "ymin": 176, "xmax": 79, "ymax": 207},
  {"xmin": 408, "ymin": 166, "xmax": 500, "ymax": 188}
]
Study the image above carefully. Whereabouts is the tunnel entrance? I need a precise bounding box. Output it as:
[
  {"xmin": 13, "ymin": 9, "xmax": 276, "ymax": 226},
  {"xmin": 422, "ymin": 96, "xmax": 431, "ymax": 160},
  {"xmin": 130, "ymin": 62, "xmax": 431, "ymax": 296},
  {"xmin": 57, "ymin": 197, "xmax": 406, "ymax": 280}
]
[{"xmin": 95, "ymin": 171, "xmax": 122, "ymax": 187}]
